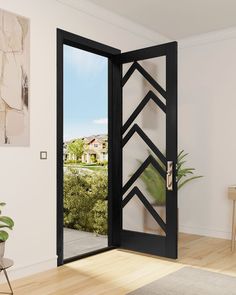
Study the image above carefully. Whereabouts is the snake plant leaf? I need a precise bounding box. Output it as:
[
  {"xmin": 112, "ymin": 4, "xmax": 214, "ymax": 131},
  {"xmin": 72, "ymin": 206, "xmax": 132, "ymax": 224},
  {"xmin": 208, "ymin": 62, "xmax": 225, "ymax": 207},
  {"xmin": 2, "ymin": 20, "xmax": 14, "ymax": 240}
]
[
  {"xmin": 176, "ymin": 160, "xmax": 186, "ymax": 168},
  {"xmin": 177, "ymin": 168, "xmax": 195, "ymax": 177},
  {"xmin": 178, "ymin": 150, "xmax": 188, "ymax": 162},
  {"xmin": 0, "ymin": 230, "xmax": 9, "ymax": 242},
  {"xmin": 0, "ymin": 216, "xmax": 14, "ymax": 229},
  {"xmin": 178, "ymin": 167, "xmax": 195, "ymax": 172},
  {"xmin": 178, "ymin": 150, "xmax": 184, "ymax": 157},
  {"xmin": 178, "ymin": 169, "xmax": 194, "ymax": 176}
]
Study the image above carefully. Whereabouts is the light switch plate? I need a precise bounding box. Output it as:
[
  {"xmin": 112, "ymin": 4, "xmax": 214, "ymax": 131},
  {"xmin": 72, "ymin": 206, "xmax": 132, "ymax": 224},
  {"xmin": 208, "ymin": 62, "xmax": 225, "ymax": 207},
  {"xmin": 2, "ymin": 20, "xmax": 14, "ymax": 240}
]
[{"xmin": 40, "ymin": 151, "xmax": 47, "ymax": 160}]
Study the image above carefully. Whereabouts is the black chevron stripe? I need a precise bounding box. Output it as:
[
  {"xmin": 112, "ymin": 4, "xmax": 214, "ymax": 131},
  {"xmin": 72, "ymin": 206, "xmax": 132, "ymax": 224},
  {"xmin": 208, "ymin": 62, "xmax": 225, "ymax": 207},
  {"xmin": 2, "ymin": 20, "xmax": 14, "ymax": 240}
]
[
  {"xmin": 122, "ymin": 90, "xmax": 166, "ymax": 134},
  {"xmin": 122, "ymin": 61, "xmax": 166, "ymax": 100},
  {"xmin": 122, "ymin": 186, "xmax": 166, "ymax": 233},
  {"xmin": 122, "ymin": 62, "xmax": 136, "ymax": 86},
  {"xmin": 122, "ymin": 155, "xmax": 165, "ymax": 195},
  {"xmin": 122, "ymin": 123, "xmax": 166, "ymax": 166}
]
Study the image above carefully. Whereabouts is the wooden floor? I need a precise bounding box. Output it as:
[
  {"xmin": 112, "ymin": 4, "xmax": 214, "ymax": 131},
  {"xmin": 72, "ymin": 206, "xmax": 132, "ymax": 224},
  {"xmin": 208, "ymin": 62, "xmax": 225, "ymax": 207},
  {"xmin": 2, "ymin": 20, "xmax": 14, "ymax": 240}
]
[{"xmin": 1, "ymin": 233, "xmax": 236, "ymax": 295}]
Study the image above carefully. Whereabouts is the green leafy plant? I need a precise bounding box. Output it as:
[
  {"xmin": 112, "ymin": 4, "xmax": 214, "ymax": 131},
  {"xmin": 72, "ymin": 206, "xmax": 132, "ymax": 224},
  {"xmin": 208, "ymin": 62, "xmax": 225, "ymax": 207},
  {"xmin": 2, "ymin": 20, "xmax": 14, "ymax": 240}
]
[
  {"xmin": 67, "ymin": 139, "xmax": 84, "ymax": 161},
  {"xmin": 139, "ymin": 162, "xmax": 166, "ymax": 206},
  {"xmin": 92, "ymin": 200, "xmax": 108, "ymax": 235},
  {"xmin": 139, "ymin": 150, "xmax": 203, "ymax": 206},
  {"xmin": 64, "ymin": 168, "xmax": 108, "ymax": 235},
  {"xmin": 0, "ymin": 203, "xmax": 14, "ymax": 242},
  {"xmin": 177, "ymin": 150, "xmax": 203, "ymax": 190}
]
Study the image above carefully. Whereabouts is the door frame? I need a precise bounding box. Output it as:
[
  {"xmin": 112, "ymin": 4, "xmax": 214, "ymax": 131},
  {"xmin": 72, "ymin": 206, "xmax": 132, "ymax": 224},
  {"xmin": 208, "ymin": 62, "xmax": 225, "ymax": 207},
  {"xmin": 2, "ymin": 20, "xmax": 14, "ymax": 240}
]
[{"xmin": 57, "ymin": 29, "xmax": 122, "ymax": 266}]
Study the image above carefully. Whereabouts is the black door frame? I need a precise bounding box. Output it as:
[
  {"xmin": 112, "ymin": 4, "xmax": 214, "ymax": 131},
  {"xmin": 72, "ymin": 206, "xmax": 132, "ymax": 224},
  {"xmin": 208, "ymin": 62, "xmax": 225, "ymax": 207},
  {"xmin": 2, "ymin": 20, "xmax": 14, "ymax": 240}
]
[
  {"xmin": 57, "ymin": 29, "xmax": 122, "ymax": 266},
  {"xmin": 57, "ymin": 28, "xmax": 178, "ymax": 266}
]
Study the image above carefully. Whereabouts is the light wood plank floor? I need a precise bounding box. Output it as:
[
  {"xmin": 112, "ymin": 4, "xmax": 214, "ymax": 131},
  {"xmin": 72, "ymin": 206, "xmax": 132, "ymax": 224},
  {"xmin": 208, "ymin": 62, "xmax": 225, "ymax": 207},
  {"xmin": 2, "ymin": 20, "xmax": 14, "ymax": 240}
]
[{"xmin": 1, "ymin": 233, "xmax": 236, "ymax": 295}]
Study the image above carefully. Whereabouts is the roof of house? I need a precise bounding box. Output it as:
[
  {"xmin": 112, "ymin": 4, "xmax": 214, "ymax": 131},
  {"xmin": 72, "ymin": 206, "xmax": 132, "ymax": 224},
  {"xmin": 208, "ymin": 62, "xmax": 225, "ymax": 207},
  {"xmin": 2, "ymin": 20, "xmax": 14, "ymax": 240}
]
[{"xmin": 64, "ymin": 134, "xmax": 107, "ymax": 145}]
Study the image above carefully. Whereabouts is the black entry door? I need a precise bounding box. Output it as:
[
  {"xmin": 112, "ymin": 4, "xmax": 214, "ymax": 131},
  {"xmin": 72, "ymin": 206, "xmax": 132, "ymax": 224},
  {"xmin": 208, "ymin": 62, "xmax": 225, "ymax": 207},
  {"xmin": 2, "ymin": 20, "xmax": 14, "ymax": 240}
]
[
  {"xmin": 57, "ymin": 31, "xmax": 178, "ymax": 265},
  {"xmin": 113, "ymin": 42, "xmax": 178, "ymax": 259}
]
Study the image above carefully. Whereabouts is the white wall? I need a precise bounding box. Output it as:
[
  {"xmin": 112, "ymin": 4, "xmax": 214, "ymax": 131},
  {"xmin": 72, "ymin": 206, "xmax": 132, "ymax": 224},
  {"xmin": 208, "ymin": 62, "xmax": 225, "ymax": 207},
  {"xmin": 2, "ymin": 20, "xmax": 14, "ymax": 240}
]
[
  {"xmin": 178, "ymin": 31, "xmax": 236, "ymax": 239},
  {"xmin": 1, "ymin": 0, "xmax": 234, "ymax": 281},
  {"xmin": 0, "ymin": 0, "xmax": 168, "ymax": 279}
]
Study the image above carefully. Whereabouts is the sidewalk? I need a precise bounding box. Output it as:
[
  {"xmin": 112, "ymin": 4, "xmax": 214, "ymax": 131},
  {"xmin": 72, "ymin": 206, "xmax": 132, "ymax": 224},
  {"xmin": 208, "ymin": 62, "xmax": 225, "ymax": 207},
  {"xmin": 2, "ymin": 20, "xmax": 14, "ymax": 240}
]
[{"xmin": 64, "ymin": 227, "xmax": 107, "ymax": 259}]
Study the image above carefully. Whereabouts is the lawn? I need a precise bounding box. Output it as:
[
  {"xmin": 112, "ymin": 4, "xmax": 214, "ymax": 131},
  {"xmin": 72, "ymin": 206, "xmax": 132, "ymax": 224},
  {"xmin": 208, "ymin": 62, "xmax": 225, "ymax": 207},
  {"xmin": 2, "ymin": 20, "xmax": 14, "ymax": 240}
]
[{"xmin": 64, "ymin": 163, "xmax": 107, "ymax": 172}]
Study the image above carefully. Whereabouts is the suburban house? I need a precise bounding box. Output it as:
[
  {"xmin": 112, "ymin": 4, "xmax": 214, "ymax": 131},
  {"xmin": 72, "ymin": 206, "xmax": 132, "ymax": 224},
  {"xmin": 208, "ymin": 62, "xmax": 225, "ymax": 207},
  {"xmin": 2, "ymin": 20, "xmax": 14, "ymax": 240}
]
[
  {"xmin": 82, "ymin": 135, "xmax": 108, "ymax": 164},
  {"xmin": 64, "ymin": 134, "xmax": 108, "ymax": 163}
]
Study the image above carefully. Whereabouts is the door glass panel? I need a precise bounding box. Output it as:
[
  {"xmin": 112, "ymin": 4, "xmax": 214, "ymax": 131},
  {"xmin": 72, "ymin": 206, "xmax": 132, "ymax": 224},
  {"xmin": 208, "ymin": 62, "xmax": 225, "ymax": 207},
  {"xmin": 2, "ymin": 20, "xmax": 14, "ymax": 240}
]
[
  {"xmin": 63, "ymin": 45, "xmax": 108, "ymax": 259},
  {"xmin": 122, "ymin": 57, "xmax": 166, "ymax": 236},
  {"xmin": 123, "ymin": 196, "xmax": 166, "ymax": 236}
]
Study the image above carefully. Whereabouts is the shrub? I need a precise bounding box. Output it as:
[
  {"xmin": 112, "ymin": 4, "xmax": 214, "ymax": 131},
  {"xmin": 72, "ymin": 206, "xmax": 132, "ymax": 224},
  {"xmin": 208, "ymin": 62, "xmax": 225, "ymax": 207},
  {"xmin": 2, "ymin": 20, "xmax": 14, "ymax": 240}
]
[
  {"xmin": 92, "ymin": 200, "xmax": 108, "ymax": 235},
  {"xmin": 63, "ymin": 168, "xmax": 108, "ymax": 235}
]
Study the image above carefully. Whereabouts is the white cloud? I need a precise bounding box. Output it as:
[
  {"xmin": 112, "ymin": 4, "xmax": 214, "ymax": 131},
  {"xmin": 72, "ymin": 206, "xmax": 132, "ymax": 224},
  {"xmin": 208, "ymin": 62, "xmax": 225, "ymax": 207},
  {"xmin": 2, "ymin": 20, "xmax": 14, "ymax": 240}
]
[{"xmin": 93, "ymin": 118, "xmax": 108, "ymax": 125}]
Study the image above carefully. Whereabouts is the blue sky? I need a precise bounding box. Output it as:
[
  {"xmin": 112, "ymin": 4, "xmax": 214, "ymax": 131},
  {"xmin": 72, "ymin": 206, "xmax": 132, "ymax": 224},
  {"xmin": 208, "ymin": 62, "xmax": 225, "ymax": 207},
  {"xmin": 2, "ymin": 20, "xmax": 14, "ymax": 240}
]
[{"xmin": 63, "ymin": 45, "xmax": 108, "ymax": 141}]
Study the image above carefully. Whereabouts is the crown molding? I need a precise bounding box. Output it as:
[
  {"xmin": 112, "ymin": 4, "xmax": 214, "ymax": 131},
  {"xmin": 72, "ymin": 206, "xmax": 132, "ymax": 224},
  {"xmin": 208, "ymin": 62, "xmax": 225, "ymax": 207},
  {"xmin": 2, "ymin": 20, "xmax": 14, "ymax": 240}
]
[
  {"xmin": 179, "ymin": 26, "xmax": 236, "ymax": 49},
  {"xmin": 56, "ymin": 1, "xmax": 236, "ymax": 51},
  {"xmin": 56, "ymin": 0, "xmax": 169, "ymax": 45}
]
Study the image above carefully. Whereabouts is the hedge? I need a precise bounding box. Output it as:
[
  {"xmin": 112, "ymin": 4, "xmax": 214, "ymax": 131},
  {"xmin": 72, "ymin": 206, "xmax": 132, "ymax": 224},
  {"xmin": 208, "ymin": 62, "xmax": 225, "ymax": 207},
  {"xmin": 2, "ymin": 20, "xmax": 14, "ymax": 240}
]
[{"xmin": 63, "ymin": 168, "xmax": 108, "ymax": 235}]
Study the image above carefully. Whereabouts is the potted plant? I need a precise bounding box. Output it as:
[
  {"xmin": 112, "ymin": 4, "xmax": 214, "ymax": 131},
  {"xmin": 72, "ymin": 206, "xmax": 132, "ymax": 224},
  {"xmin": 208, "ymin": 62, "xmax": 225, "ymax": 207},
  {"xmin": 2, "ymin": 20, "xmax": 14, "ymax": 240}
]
[
  {"xmin": 0, "ymin": 202, "xmax": 14, "ymax": 257},
  {"xmin": 139, "ymin": 150, "xmax": 202, "ymax": 234}
]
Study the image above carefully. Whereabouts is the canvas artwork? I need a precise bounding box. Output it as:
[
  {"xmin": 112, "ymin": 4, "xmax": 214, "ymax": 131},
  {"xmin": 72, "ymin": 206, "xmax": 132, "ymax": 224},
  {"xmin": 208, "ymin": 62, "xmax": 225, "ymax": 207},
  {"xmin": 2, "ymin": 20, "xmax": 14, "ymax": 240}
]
[{"xmin": 0, "ymin": 9, "xmax": 29, "ymax": 146}]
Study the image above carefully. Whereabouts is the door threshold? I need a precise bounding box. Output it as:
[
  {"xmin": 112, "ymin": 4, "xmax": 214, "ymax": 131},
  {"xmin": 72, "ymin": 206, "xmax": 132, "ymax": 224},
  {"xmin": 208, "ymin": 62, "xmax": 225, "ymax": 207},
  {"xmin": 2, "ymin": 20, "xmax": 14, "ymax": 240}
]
[{"xmin": 63, "ymin": 246, "xmax": 117, "ymax": 265}]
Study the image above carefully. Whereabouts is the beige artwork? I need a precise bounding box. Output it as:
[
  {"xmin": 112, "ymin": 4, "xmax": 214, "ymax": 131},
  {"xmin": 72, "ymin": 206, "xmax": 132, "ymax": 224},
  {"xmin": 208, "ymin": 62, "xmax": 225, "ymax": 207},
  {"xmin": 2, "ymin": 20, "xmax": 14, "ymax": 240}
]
[{"xmin": 0, "ymin": 9, "xmax": 29, "ymax": 146}]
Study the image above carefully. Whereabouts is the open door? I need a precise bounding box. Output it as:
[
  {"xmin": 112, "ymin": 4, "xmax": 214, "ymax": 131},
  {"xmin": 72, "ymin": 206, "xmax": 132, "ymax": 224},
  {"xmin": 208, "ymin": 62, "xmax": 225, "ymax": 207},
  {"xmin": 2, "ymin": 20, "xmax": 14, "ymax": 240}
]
[
  {"xmin": 57, "ymin": 30, "xmax": 177, "ymax": 265},
  {"xmin": 113, "ymin": 42, "xmax": 178, "ymax": 259}
]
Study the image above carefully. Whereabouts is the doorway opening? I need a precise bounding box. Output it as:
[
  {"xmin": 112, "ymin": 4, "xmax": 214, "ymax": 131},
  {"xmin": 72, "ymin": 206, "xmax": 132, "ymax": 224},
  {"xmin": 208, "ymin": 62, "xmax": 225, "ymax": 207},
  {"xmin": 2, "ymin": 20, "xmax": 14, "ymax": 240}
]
[
  {"xmin": 57, "ymin": 29, "xmax": 121, "ymax": 265},
  {"xmin": 63, "ymin": 45, "xmax": 108, "ymax": 260},
  {"xmin": 57, "ymin": 29, "xmax": 178, "ymax": 266}
]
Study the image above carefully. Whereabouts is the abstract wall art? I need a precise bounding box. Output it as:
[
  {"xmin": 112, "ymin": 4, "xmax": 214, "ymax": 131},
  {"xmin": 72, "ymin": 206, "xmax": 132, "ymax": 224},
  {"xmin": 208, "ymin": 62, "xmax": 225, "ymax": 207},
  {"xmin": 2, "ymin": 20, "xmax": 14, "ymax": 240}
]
[{"xmin": 0, "ymin": 9, "xmax": 29, "ymax": 146}]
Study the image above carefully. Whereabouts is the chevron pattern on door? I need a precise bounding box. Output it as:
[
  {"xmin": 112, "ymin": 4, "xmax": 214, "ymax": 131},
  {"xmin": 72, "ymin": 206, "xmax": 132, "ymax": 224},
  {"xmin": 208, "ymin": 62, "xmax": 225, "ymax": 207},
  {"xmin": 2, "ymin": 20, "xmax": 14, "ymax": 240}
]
[
  {"xmin": 116, "ymin": 41, "xmax": 177, "ymax": 258},
  {"xmin": 122, "ymin": 59, "xmax": 167, "ymax": 236}
]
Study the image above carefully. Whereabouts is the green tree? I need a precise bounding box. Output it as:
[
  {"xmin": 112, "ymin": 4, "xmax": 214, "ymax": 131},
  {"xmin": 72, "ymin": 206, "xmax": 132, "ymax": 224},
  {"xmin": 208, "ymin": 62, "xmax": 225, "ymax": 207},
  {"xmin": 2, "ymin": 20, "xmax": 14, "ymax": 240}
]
[{"xmin": 67, "ymin": 139, "xmax": 84, "ymax": 161}]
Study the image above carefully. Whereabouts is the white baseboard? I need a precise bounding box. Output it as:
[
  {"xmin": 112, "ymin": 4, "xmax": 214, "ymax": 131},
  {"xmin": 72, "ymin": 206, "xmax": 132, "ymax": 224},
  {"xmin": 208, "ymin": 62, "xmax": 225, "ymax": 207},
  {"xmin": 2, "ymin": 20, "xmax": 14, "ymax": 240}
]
[
  {"xmin": 179, "ymin": 224, "xmax": 231, "ymax": 240},
  {"xmin": 1, "ymin": 256, "xmax": 57, "ymax": 282}
]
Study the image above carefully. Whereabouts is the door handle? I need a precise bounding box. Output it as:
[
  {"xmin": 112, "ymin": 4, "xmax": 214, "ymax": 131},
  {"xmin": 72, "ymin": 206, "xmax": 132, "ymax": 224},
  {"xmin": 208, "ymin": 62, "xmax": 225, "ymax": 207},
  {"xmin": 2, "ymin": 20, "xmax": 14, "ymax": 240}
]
[{"xmin": 166, "ymin": 161, "xmax": 173, "ymax": 191}]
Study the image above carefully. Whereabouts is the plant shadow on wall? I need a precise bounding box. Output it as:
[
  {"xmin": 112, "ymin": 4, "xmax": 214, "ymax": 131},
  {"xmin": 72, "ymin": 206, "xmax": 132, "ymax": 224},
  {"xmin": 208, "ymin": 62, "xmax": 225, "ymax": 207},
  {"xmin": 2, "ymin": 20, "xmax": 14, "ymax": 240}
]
[{"xmin": 139, "ymin": 150, "xmax": 203, "ymax": 206}]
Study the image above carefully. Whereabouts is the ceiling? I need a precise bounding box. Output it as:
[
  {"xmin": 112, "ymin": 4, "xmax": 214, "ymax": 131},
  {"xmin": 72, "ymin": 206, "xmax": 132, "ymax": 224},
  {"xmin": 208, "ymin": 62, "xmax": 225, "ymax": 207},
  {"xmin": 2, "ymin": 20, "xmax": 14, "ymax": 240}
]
[{"xmin": 89, "ymin": 0, "xmax": 236, "ymax": 39}]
